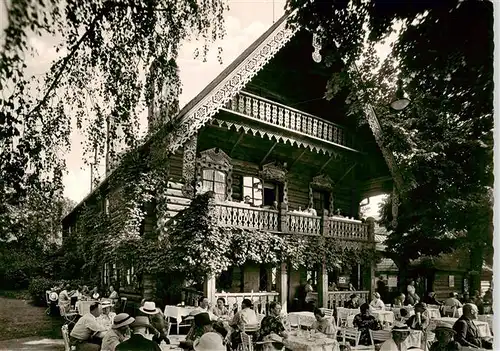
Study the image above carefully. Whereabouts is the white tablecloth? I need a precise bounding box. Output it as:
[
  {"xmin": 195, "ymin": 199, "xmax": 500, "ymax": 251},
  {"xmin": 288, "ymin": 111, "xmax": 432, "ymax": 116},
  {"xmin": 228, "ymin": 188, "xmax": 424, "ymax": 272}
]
[
  {"xmin": 283, "ymin": 331, "xmax": 339, "ymax": 351},
  {"xmin": 76, "ymin": 300, "xmax": 99, "ymax": 316},
  {"xmin": 432, "ymin": 317, "xmax": 492, "ymax": 337},
  {"xmin": 371, "ymin": 310, "xmax": 395, "ymax": 325},
  {"xmin": 164, "ymin": 305, "xmax": 197, "ymax": 323},
  {"xmin": 477, "ymin": 314, "xmax": 493, "ymax": 331},
  {"xmin": 288, "ymin": 312, "xmax": 334, "ymax": 328}
]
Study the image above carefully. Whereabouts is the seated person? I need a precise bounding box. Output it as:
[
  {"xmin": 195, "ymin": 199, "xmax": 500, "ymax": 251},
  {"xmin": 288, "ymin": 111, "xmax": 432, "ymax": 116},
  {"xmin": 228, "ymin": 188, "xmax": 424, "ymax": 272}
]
[
  {"xmin": 70, "ymin": 302, "xmax": 108, "ymax": 350},
  {"xmin": 406, "ymin": 302, "xmax": 429, "ymax": 331},
  {"xmin": 116, "ymin": 316, "xmax": 162, "ymax": 351},
  {"xmin": 108, "ymin": 285, "xmax": 119, "ymax": 305},
  {"xmin": 229, "ymin": 299, "xmax": 258, "ymax": 349},
  {"xmin": 369, "ymin": 292, "xmax": 385, "ymax": 311},
  {"xmin": 183, "ymin": 312, "xmax": 230, "ymax": 350},
  {"xmin": 91, "ymin": 286, "xmax": 100, "ymax": 300},
  {"xmin": 399, "ymin": 308, "xmax": 410, "ymax": 323},
  {"xmin": 444, "ymin": 292, "xmax": 462, "ymax": 308},
  {"xmin": 193, "ymin": 332, "xmax": 226, "ymax": 351},
  {"xmin": 423, "ymin": 291, "xmax": 442, "ymax": 306},
  {"xmin": 393, "ymin": 293, "xmax": 406, "ymax": 307},
  {"xmin": 139, "ymin": 301, "xmax": 171, "ymax": 345},
  {"xmin": 453, "ymin": 303, "xmax": 492, "ymax": 350},
  {"xmin": 97, "ymin": 301, "xmax": 116, "ymax": 330},
  {"xmin": 311, "ymin": 308, "xmax": 336, "ymax": 337},
  {"xmin": 257, "ymin": 302, "xmax": 287, "ymax": 350},
  {"xmin": 212, "ymin": 297, "xmax": 230, "ymax": 320},
  {"xmin": 353, "ymin": 303, "xmax": 382, "ymax": 346},
  {"xmin": 101, "ymin": 313, "xmax": 134, "ymax": 351},
  {"xmin": 379, "ymin": 324, "xmax": 411, "ymax": 351},
  {"xmin": 429, "ymin": 322, "xmax": 460, "ymax": 351},
  {"xmin": 192, "ymin": 296, "xmax": 218, "ymax": 321},
  {"xmin": 230, "ymin": 298, "xmax": 258, "ymax": 331},
  {"xmin": 345, "ymin": 294, "xmax": 359, "ymax": 309},
  {"xmin": 58, "ymin": 284, "xmax": 72, "ymax": 315}
]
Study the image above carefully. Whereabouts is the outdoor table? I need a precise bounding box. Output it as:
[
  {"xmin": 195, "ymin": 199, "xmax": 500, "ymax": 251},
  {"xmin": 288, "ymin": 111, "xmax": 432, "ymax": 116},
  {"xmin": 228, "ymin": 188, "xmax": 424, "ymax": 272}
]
[
  {"xmin": 371, "ymin": 310, "xmax": 395, "ymax": 325},
  {"xmin": 76, "ymin": 300, "xmax": 98, "ymax": 316},
  {"xmin": 283, "ymin": 330, "xmax": 340, "ymax": 351},
  {"xmin": 477, "ymin": 314, "xmax": 493, "ymax": 331},
  {"xmin": 164, "ymin": 305, "xmax": 198, "ymax": 334},
  {"xmin": 432, "ymin": 317, "xmax": 492, "ymax": 338},
  {"xmin": 391, "ymin": 307, "xmax": 415, "ymax": 319},
  {"xmin": 404, "ymin": 330, "xmax": 423, "ymax": 349},
  {"xmin": 426, "ymin": 308, "xmax": 441, "ymax": 319},
  {"xmin": 287, "ymin": 312, "xmax": 334, "ymax": 328}
]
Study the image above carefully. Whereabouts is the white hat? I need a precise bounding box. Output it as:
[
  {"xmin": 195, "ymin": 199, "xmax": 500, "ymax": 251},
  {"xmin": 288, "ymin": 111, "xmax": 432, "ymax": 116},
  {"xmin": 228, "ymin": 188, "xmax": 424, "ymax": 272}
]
[
  {"xmin": 193, "ymin": 332, "xmax": 225, "ymax": 351},
  {"xmin": 101, "ymin": 300, "xmax": 112, "ymax": 309},
  {"xmin": 139, "ymin": 301, "xmax": 160, "ymax": 315},
  {"xmin": 112, "ymin": 313, "xmax": 135, "ymax": 329}
]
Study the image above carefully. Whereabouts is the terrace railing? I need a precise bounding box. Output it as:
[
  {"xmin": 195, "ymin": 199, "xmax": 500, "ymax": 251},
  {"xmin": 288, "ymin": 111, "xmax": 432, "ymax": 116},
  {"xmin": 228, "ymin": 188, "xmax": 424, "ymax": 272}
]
[
  {"xmin": 214, "ymin": 291, "xmax": 280, "ymax": 315},
  {"xmin": 327, "ymin": 291, "xmax": 370, "ymax": 308},
  {"xmin": 212, "ymin": 202, "xmax": 373, "ymax": 241},
  {"xmin": 224, "ymin": 91, "xmax": 355, "ymax": 149}
]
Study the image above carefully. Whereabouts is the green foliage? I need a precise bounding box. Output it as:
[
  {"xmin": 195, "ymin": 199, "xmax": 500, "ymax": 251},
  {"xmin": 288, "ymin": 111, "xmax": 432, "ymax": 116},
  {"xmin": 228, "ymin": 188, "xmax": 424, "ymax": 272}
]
[
  {"xmin": 28, "ymin": 277, "xmax": 56, "ymax": 307},
  {"xmin": 286, "ymin": 0, "xmax": 493, "ymax": 278},
  {"xmin": 1, "ymin": 0, "xmax": 228, "ymax": 232}
]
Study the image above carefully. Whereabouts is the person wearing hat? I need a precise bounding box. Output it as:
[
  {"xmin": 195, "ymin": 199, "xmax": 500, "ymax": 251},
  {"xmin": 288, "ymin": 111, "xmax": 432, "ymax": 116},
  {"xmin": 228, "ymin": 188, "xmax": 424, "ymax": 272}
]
[
  {"xmin": 182, "ymin": 311, "xmax": 231, "ymax": 350},
  {"xmin": 101, "ymin": 313, "xmax": 135, "ymax": 351},
  {"xmin": 193, "ymin": 332, "xmax": 226, "ymax": 351},
  {"xmin": 379, "ymin": 324, "xmax": 411, "ymax": 351},
  {"xmin": 429, "ymin": 322, "xmax": 460, "ymax": 351},
  {"xmin": 353, "ymin": 303, "xmax": 382, "ymax": 346},
  {"xmin": 116, "ymin": 316, "xmax": 162, "ymax": 351},
  {"xmin": 369, "ymin": 292, "xmax": 386, "ymax": 311},
  {"xmin": 70, "ymin": 302, "xmax": 108, "ymax": 350},
  {"xmin": 139, "ymin": 300, "xmax": 170, "ymax": 345},
  {"xmin": 345, "ymin": 294, "xmax": 359, "ymax": 309},
  {"xmin": 405, "ymin": 302, "xmax": 429, "ymax": 331},
  {"xmin": 97, "ymin": 300, "xmax": 116, "ymax": 330}
]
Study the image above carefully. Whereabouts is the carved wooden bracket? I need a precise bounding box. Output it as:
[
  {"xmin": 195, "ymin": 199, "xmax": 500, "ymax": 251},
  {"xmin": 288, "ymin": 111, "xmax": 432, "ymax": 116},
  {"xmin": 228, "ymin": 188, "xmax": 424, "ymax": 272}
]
[
  {"xmin": 195, "ymin": 148, "xmax": 233, "ymax": 200},
  {"xmin": 310, "ymin": 174, "xmax": 334, "ymax": 191},
  {"xmin": 259, "ymin": 162, "xmax": 288, "ymax": 183}
]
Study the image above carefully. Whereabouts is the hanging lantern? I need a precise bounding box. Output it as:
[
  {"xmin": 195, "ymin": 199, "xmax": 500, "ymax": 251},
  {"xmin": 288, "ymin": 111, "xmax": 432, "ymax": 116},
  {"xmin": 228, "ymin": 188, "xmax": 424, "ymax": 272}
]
[
  {"xmin": 312, "ymin": 33, "xmax": 322, "ymax": 63},
  {"xmin": 390, "ymin": 79, "xmax": 411, "ymax": 111}
]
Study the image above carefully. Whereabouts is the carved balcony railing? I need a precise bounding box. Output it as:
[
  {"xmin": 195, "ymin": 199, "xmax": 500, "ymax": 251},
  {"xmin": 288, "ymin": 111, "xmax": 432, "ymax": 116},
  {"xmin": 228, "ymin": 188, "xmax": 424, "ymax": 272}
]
[
  {"xmin": 214, "ymin": 291, "xmax": 279, "ymax": 315},
  {"xmin": 327, "ymin": 291, "xmax": 370, "ymax": 308},
  {"xmin": 287, "ymin": 212, "xmax": 322, "ymax": 235},
  {"xmin": 213, "ymin": 202, "xmax": 279, "ymax": 232},
  {"xmin": 212, "ymin": 201, "xmax": 372, "ymax": 241},
  {"xmin": 324, "ymin": 217, "xmax": 370, "ymax": 241},
  {"xmin": 224, "ymin": 91, "xmax": 354, "ymax": 149}
]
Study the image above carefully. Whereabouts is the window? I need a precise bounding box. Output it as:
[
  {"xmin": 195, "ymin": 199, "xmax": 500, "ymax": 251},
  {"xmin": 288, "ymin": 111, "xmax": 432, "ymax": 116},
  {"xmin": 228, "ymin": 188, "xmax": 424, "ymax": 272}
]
[
  {"xmin": 202, "ymin": 169, "xmax": 227, "ymax": 201},
  {"xmin": 313, "ymin": 190, "xmax": 329, "ymax": 213},
  {"xmin": 103, "ymin": 263, "xmax": 109, "ymax": 285},
  {"xmin": 104, "ymin": 198, "xmax": 110, "ymax": 215},
  {"xmin": 242, "ymin": 177, "xmax": 263, "ymax": 206},
  {"xmin": 271, "ymin": 267, "xmax": 277, "ymax": 291},
  {"xmin": 307, "ymin": 270, "xmax": 318, "ymax": 286}
]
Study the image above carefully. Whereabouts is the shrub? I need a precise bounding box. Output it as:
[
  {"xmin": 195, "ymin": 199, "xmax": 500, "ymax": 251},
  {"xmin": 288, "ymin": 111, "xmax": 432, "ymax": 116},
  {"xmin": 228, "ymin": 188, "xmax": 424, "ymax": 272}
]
[{"xmin": 28, "ymin": 277, "xmax": 56, "ymax": 307}]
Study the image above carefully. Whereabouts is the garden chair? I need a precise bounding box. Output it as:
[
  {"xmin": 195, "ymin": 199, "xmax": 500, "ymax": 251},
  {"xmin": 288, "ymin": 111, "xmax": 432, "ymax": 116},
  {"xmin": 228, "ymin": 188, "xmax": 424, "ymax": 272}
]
[
  {"xmin": 340, "ymin": 328, "xmax": 375, "ymax": 350},
  {"xmin": 61, "ymin": 325, "xmax": 75, "ymax": 351},
  {"xmin": 239, "ymin": 332, "xmax": 254, "ymax": 351}
]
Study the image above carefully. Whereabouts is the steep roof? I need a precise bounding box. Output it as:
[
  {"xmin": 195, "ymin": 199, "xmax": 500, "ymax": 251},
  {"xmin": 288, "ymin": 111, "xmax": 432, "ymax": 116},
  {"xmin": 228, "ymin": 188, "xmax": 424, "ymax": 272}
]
[{"xmin": 63, "ymin": 12, "xmax": 399, "ymax": 221}]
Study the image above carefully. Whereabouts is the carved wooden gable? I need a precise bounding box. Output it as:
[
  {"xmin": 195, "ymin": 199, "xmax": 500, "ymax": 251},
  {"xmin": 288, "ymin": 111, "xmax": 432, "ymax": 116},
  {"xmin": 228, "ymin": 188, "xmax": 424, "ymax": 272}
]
[
  {"xmin": 310, "ymin": 174, "xmax": 334, "ymax": 191},
  {"xmin": 259, "ymin": 162, "xmax": 288, "ymax": 183}
]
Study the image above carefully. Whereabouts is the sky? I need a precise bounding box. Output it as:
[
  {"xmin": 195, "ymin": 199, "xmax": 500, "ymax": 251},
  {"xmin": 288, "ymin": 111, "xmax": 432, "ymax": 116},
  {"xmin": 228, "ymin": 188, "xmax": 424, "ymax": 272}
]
[{"xmin": 1, "ymin": 0, "xmax": 387, "ymax": 215}]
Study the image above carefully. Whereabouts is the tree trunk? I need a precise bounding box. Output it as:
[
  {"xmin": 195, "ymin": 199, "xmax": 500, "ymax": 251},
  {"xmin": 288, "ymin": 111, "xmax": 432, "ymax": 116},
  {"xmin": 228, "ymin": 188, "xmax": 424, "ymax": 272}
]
[
  {"xmin": 469, "ymin": 244, "xmax": 484, "ymax": 294},
  {"xmin": 396, "ymin": 260, "xmax": 410, "ymax": 293}
]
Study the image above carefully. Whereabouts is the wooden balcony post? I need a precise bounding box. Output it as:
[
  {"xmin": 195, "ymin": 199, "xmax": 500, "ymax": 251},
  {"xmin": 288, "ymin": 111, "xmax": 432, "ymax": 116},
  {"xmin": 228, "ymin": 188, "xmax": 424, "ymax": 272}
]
[
  {"xmin": 321, "ymin": 210, "xmax": 329, "ymax": 236},
  {"xmin": 204, "ymin": 275, "xmax": 217, "ymax": 304},
  {"xmin": 278, "ymin": 263, "xmax": 288, "ymax": 313},
  {"xmin": 279, "ymin": 204, "xmax": 288, "ymax": 232},
  {"xmin": 318, "ymin": 262, "xmax": 329, "ymax": 308},
  {"xmin": 366, "ymin": 217, "xmax": 376, "ymax": 294}
]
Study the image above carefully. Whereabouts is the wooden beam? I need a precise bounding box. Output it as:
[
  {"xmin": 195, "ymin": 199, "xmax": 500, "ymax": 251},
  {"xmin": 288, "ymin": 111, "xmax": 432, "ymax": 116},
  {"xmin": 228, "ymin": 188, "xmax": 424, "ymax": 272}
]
[
  {"xmin": 334, "ymin": 162, "xmax": 357, "ymax": 187},
  {"xmin": 319, "ymin": 155, "xmax": 335, "ymax": 173},
  {"xmin": 260, "ymin": 142, "xmax": 278, "ymax": 165},
  {"xmin": 289, "ymin": 148, "xmax": 307, "ymax": 170},
  {"xmin": 229, "ymin": 132, "xmax": 245, "ymax": 157}
]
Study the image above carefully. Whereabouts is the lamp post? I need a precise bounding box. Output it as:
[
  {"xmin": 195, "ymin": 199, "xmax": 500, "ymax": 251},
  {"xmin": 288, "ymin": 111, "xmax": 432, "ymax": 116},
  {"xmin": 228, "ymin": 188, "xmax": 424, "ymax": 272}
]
[{"xmin": 390, "ymin": 79, "xmax": 411, "ymax": 111}]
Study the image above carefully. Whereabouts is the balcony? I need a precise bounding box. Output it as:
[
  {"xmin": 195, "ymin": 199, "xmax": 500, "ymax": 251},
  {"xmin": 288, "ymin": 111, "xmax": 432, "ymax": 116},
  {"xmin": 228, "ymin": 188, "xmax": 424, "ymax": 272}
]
[
  {"xmin": 212, "ymin": 201, "xmax": 373, "ymax": 242},
  {"xmin": 222, "ymin": 91, "xmax": 356, "ymax": 151}
]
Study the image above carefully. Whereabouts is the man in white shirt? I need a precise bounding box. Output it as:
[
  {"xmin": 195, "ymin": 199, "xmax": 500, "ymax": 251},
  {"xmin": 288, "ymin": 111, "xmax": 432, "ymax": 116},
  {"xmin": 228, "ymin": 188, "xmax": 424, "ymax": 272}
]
[
  {"xmin": 379, "ymin": 325, "xmax": 410, "ymax": 351},
  {"xmin": 191, "ymin": 296, "xmax": 218, "ymax": 321},
  {"xmin": 369, "ymin": 292, "xmax": 386, "ymax": 311},
  {"xmin": 70, "ymin": 302, "xmax": 107, "ymax": 350},
  {"xmin": 230, "ymin": 298, "xmax": 258, "ymax": 330}
]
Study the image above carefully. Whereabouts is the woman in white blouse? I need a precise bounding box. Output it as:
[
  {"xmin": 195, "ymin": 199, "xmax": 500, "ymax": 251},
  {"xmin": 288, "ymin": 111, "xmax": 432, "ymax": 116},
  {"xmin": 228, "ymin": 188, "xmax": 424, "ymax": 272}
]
[{"xmin": 369, "ymin": 292, "xmax": 386, "ymax": 311}]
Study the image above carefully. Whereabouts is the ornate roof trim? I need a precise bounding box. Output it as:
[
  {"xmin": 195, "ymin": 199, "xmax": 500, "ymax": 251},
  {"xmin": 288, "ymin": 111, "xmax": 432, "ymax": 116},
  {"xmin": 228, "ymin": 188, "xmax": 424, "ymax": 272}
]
[{"xmin": 166, "ymin": 13, "xmax": 298, "ymax": 154}]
